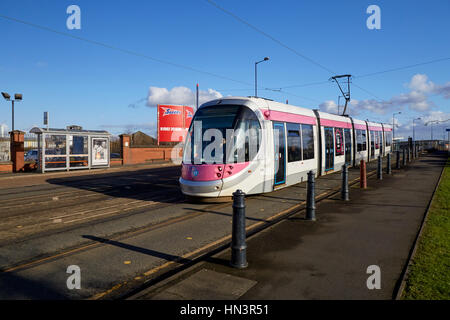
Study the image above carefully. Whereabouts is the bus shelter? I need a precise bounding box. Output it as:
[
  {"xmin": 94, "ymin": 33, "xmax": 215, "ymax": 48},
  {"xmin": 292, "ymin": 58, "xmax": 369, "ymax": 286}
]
[{"xmin": 30, "ymin": 126, "xmax": 111, "ymax": 173}]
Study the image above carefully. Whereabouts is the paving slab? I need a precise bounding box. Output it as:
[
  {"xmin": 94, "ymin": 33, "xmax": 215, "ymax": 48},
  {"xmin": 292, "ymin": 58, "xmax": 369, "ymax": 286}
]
[{"xmin": 134, "ymin": 153, "xmax": 446, "ymax": 300}]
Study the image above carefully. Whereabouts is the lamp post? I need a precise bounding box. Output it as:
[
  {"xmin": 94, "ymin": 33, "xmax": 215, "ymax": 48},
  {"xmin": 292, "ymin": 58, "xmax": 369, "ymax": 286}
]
[
  {"xmin": 254, "ymin": 57, "xmax": 269, "ymax": 98},
  {"xmin": 2, "ymin": 92, "xmax": 22, "ymax": 131},
  {"xmin": 425, "ymin": 120, "xmax": 439, "ymax": 141},
  {"xmin": 392, "ymin": 112, "xmax": 401, "ymax": 141},
  {"xmin": 413, "ymin": 117, "xmax": 421, "ymax": 154}
]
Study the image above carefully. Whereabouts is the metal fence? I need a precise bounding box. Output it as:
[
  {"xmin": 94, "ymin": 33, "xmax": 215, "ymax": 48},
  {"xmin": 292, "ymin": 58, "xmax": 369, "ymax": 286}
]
[
  {"xmin": 0, "ymin": 137, "xmax": 10, "ymax": 161},
  {"xmin": 24, "ymin": 133, "xmax": 38, "ymax": 151}
]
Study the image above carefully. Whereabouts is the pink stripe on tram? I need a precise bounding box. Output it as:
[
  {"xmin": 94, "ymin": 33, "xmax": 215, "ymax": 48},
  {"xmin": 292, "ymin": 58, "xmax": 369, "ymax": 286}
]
[
  {"xmin": 353, "ymin": 123, "xmax": 367, "ymax": 130},
  {"xmin": 320, "ymin": 118, "xmax": 353, "ymax": 129},
  {"xmin": 263, "ymin": 110, "xmax": 317, "ymax": 125}
]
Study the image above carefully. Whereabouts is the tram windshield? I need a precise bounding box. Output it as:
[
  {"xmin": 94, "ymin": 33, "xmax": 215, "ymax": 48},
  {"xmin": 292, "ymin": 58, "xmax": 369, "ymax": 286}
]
[{"xmin": 183, "ymin": 105, "xmax": 261, "ymax": 164}]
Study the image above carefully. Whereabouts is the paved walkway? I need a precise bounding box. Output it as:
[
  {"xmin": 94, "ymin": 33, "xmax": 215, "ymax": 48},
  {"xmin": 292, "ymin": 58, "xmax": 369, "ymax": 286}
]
[{"xmin": 134, "ymin": 152, "xmax": 447, "ymax": 300}]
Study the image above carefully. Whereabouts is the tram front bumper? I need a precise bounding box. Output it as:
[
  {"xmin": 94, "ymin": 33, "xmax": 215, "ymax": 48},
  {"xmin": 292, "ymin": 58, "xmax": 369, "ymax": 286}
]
[{"xmin": 179, "ymin": 177, "xmax": 223, "ymax": 197}]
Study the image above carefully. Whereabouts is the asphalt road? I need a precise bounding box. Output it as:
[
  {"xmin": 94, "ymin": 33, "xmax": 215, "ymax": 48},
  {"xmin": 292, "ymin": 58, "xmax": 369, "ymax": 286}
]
[{"xmin": 0, "ymin": 156, "xmax": 394, "ymax": 299}]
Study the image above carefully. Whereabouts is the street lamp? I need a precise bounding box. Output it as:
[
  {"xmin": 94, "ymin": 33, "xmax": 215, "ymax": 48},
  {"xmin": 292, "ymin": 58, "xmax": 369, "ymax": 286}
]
[
  {"xmin": 425, "ymin": 120, "xmax": 439, "ymax": 141},
  {"xmin": 1, "ymin": 92, "xmax": 22, "ymax": 131},
  {"xmin": 255, "ymin": 57, "xmax": 269, "ymax": 98},
  {"xmin": 392, "ymin": 111, "xmax": 401, "ymax": 141}
]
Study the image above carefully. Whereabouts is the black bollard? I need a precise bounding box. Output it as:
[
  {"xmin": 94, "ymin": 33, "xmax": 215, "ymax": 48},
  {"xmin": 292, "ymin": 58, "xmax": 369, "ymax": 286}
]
[
  {"xmin": 396, "ymin": 150, "xmax": 400, "ymax": 169},
  {"xmin": 402, "ymin": 148, "xmax": 406, "ymax": 167},
  {"xmin": 387, "ymin": 153, "xmax": 392, "ymax": 174},
  {"xmin": 306, "ymin": 170, "xmax": 316, "ymax": 220},
  {"xmin": 377, "ymin": 155, "xmax": 383, "ymax": 180},
  {"xmin": 230, "ymin": 189, "xmax": 248, "ymax": 269},
  {"xmin": 341, "ymin": 164, "xmax": 349, "ymax": 201}
]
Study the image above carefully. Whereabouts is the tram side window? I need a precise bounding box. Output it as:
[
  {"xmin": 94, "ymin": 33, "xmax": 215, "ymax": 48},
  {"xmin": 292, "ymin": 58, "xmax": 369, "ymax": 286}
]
[
  {"xmin": 375, "ymin": 131, "xmax": 380, "ymax": 149},
  {"xmin": 385, "ymin": 131, "xmax": 392, "ymax": 147},
  {"xmin": 357, "ymin": 130, "xmax": 367, "ymax": 152},
  {"xmin": 286, "ymin": 123, "xmax": 301, "ymax": 162},
  {"xmin": 301, "ymin": 124, "xmax": 315, "ymax": 160}
]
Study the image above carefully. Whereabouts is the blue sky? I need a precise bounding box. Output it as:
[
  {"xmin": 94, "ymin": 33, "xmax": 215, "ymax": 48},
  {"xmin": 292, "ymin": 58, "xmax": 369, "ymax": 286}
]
[{"xmin": 0, "ymin": 0, "xmax": 449, "ymax": 139}]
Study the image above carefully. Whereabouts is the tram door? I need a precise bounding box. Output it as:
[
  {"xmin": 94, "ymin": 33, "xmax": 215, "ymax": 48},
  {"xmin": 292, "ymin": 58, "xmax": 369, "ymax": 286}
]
[
  {"xmin": 273, "ymin": 122, "xmax": 286, "ymax": 185},
  {"xmin": 324, "ymin": 127, "xmax": 334, "ymax": 171},
  {"xmin": 344, "ymin": 128, "xmax": 351, "ymax": 165}
]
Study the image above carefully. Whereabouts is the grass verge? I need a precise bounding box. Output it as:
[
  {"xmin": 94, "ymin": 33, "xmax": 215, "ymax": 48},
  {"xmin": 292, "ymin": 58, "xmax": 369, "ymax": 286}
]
[{"xmin": 402, "ymin": 156, "xmax": 450, "ymax": 300}]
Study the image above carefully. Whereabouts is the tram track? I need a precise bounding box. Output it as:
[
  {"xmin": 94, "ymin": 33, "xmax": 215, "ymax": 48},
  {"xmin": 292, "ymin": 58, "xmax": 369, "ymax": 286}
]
[
  {"xmin": 0, "ymin": 196, "xmax": 235, "ymax": 273},
  {"xmin": 102, "ymin": 169, "xmax": 380, "ymax": 300},
  {"xmin": 0, "ymin": 174, "xmax": 179, "ymax": 208},
  {"xmin": 0, "ymin": 165, "xmax": 379, "ymax": 300},
  {"xmin": 0, "ymin": 188, "xmax": 184, "ymax": 243}
]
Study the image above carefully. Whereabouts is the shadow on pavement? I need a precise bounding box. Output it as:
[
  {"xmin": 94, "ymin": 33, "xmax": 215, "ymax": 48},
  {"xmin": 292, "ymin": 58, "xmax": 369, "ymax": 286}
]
[
  {"xmin": 0, "ymin": 272, "xmax": 68, "ymax": 300},
  {"xmin": 82, "ymin": 235, "xmax": 191, "ymax": 265},
  {"xmin": 46, "ymin": 165, "xmax": 183, "ymax": 204}
]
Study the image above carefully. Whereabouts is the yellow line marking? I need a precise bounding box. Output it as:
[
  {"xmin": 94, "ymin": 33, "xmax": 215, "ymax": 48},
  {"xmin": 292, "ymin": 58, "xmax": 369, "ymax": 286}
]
[
  {"xmin": 90, "ymin": 169, "xmax": 377, "ymax": 299},
  {"xmin": 6, "ymin": 168, "xmax": 376, "ymax": 298},
  {"xmin": 51, "ymin": 200, "xmax": 144, "ymax": 220},
  {"xmin": 63, "ymin": 210, "xmax": 121, "ymax": 224},
  {"xmin": 2, "ymin": 208, "xmax": 204, "ymax": 274}
]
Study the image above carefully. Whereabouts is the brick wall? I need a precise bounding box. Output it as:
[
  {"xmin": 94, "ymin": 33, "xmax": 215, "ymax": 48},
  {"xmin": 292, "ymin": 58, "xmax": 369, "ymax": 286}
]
[
  {"xmin": 119, "ymin": 134, "xmax": 182, "ymax": 165},
  {"xmin": 0, "ymin": 161, "xmax": 12, "ymax": 173},
  {"xmin": 126, "ymin": 147, "xmax": 182, "ymax": 165},
  {"xmin": 110, "ymin": 158, "xmax": 123, "ymax": 166}
]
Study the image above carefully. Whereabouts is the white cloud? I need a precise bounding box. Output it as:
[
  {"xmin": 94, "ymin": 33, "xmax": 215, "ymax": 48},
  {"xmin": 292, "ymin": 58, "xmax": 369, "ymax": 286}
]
[
  {"xmin": 319, "ymin": 100, "xmax": 338, "ymax": 113},
  {"xmin": 408, "ymin": 74, "xmax": 435, "ymax": 92},
  {"xmin": 146, "ymin": 86, "xmax": 223, "ymax": 108},
  {"xmin": 325, "ymin": 74, "xmax": 450, "ymax": 116},
  {"xmin": 319, "ymin": 99, "xmax": 361, "ymax": 115}
]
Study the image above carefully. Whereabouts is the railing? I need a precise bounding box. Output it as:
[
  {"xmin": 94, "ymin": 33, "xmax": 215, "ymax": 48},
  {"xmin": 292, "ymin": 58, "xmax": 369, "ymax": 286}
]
[{"xmin": 0, "ymin": 139, "xmax": 10, "ymax": 161}]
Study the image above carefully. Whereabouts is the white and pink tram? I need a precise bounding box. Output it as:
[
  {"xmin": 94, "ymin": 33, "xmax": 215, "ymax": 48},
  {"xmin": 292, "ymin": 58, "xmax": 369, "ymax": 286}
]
[{"xmin": 180, "ymin": 97, "xmax": 392, "ymax": 198}]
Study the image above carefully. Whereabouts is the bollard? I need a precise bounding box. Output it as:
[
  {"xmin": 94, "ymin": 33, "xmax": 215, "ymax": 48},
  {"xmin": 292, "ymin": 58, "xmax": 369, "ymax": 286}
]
[
  {"xmin": 377, "ymin": 155, "xmax": 383, "ymax": 180},
  {"xmin": 341, "ymin": 164, "xmax": 349, "ymax": 201},
  {"xmin": 402, "ymin": 148, "xmax": 406, "ymax": 167},
  {"xmin": 306, "ymin": 170, "xmax": 316, "ymax": 220},
  {"xmin": 360, "ymin": 160, "xmax": 367, "ymax": 189},
  {"xmin": 387, "ymin": 153, "xmax": 392, "ymax": 175},
  {"xmin": 230, "ymin": 189, "xmax": 248, "ymax": 269},
  {"xmin": 396, "ymin": 150, "xmax": 400, "ymax": 169}
]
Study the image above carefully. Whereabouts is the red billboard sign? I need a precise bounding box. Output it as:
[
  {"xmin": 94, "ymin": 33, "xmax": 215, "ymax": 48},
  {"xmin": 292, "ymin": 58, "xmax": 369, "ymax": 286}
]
[{"xmin": 157, "ymin": 105, "xmax": 194, "ymax": 143}]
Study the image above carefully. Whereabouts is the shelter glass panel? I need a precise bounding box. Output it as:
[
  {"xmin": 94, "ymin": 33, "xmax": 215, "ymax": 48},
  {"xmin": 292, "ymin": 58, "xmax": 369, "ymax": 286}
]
[{"xmin": 45, "ymin": 135, "xmax": 66, "ymax": 155}]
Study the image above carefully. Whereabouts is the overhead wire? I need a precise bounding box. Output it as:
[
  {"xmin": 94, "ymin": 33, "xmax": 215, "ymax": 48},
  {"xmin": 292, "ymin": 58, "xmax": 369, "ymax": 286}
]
[{"xmin": 0, "ymin": 13, "xmax": 321, "ymax": 104}]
